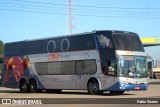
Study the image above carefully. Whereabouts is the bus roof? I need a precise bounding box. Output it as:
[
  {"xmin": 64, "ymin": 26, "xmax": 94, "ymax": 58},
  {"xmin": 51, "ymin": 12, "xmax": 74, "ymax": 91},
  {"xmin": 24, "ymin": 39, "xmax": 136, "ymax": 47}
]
[{"xmin": 5, "ymin": 30, "xmax": 137, "ymax": 45}]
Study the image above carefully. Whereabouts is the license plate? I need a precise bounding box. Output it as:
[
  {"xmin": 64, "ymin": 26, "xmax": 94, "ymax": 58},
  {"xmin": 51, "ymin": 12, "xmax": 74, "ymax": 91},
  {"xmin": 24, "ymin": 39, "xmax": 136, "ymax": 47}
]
[{"xmin": 135, "ymin": 86, "xmax": 139, "ymax": 90}]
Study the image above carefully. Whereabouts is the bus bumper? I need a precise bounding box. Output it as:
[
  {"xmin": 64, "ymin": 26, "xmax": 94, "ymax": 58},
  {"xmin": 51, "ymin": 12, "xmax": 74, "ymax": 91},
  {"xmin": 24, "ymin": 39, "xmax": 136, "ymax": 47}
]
[
  {"xmin": 119, "ymin": 83, "xmax": 148, "ymax": 91},
  {"xmin": 104, "ymin": 82, "xmax": 148, "ymax": 91}
]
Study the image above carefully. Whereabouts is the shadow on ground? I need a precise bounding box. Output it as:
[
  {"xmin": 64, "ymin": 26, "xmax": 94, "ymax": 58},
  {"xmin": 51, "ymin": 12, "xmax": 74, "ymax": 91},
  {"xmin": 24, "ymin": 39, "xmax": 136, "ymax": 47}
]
[{"xmin": 0, "ymin": 88, "xmax": 135, "ymax": 96}]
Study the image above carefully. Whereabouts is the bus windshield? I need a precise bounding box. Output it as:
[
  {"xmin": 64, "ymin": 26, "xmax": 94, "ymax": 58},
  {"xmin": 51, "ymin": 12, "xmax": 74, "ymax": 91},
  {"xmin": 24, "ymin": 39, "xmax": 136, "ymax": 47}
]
[
  {"xmin": 119, "ymin": 56, "xmax": 148, "ymax": 78},
  {"xmin": 113, "ymin": 33, "xmax": 144, "ymax": 52}
]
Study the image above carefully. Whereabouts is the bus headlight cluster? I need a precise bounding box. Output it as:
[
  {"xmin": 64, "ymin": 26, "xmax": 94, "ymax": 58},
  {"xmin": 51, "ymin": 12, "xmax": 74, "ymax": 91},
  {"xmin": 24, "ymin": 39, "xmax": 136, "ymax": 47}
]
[
  {"xmin": 120, "ymin": 86, "xmax": 125, "ymax": 89},
  {"xmin": 144, "ymin": 82, "xmax": 148, "ymax": 87},
  {"xmin": 120, "ymin": 83, "xmax": 127, "ymax": 89}
]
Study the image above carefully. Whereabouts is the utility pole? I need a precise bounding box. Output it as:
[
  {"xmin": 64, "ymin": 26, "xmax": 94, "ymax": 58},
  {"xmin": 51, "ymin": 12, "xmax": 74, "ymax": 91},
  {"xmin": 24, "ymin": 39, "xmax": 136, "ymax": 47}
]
[{"xmin": 66, "ymin": 0, "xmax": 77, "ymax": 34}]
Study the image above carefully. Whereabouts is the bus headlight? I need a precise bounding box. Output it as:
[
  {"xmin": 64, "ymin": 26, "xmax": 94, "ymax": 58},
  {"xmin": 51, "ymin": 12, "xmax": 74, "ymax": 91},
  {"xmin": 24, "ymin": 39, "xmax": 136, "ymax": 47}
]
[
  {"xmin": 120, "ymin": 82, "xmax": 128, "ymax": 89},
  {"xmin": 120, "ymin": 84, "xmax": 126, "ymax": 89}
]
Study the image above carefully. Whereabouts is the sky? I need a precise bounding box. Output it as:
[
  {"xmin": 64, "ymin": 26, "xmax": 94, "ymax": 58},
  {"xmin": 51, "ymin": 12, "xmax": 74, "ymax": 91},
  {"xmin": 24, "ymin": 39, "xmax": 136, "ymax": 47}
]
[{"xmin": 0, "ymin": 0, "xmax": 160, "ymax": 60}]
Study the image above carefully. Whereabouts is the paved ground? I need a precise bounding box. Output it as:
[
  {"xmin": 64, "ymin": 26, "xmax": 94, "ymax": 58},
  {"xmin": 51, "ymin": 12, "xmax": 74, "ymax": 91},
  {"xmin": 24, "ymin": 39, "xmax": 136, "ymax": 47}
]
[{"xmin": 0, "ymin": 79, "xmax": 159, "ymax": 107}]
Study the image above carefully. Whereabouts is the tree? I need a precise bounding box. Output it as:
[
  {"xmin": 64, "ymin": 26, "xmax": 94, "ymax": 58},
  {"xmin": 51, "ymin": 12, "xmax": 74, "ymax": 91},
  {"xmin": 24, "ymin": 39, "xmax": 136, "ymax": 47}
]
[{"xmin": 0, "ymin": 40, "xmax": 4, "ymax": 58}]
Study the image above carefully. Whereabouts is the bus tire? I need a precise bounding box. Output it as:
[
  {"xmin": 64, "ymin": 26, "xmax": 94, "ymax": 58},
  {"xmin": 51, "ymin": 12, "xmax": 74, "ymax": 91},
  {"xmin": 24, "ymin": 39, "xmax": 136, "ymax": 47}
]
[
  {"xmin": 87, "ymin": 79, "xmax": 103, "ymax": 95},
  {"xmin": 29, "ymin": 79, "xmax": 37, "ymax": 93},
  {"xmin": 20, "ymin": 80, "xmax": 28, "ymax": 93},
  {"xmin": 110, "ymin": 91, "xmax": 125, "ymax": 95}
]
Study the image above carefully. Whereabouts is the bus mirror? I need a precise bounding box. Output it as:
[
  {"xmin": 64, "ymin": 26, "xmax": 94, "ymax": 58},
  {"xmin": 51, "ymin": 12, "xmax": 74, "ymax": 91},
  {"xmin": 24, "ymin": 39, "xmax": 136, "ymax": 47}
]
[
  {"xmin": 120, "ymin": 59, "xmax": 124, "ymax": 68},
  {"xmin": 153, "ymin": 59, "xmax": 157, "ymax": 68}
]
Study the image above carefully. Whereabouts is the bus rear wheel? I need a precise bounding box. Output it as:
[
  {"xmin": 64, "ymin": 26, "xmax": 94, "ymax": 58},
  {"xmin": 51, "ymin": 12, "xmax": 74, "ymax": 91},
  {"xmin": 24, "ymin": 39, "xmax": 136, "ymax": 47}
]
[
  {"xmin": 29, "ymin": 79, "xmax": 37, "ymax": 93},
  {"xmin": 87, "ymin": 79, "xmax": 103, "ymax": 95},
  {"xmin": 20, "ymin": 80, "xmax": 28, "ymax": 93}
]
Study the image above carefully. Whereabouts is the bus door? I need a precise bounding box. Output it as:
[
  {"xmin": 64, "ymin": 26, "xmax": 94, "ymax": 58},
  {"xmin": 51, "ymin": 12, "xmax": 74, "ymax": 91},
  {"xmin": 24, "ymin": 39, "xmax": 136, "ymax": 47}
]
[{"xmin": 101, "ymin": 57, "xmax": 118, "ymax": 89}]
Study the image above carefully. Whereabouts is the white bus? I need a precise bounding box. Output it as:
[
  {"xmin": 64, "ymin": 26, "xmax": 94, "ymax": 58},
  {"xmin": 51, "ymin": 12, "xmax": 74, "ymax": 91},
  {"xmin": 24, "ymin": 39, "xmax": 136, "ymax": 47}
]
[{"xmin": 3, "ymin": 30, "xmax": 148, "ymax": 95}]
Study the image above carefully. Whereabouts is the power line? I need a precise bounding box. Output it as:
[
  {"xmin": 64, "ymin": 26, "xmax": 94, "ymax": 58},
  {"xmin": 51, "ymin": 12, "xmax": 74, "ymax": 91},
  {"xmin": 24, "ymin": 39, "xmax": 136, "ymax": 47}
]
[
  {"xmin": 1, "ymin": 2, "xmax": 160, "ymax": 17},
  {"xmin": 0, "ymin": 8, "xmax": 160, "ymax": 19},
  {"xmin": 1, "ymin": 1, "xmax": 160, "ymax": 16},
  {"xmin": 12, "ymin": 0, "xmax": 160, "ymax": 10},
  {"xmin": 0, "ymin": 4, "xmax": 65, "ymax": 12},
  {"xmin": 0, "ymin": 1, "xmax": 66, "ymax": 10},
  {"xmin": 0, "ymin": 8, "xmax": 66, "ymax": 15},
  {"xmin": 0, "ymin": 0, "xmax": 160, "ymax": 19}
]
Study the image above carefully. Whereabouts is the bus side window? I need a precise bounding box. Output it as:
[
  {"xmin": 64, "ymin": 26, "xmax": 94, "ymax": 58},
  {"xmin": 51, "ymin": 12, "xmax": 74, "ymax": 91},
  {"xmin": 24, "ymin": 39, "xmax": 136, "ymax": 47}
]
[
  {"xmin": 84, "ymin": 60, "xmax": 97, "ymax": 74},
  {"xmin": 76, "ymin": 61, "xmax": 84, "ymax": 74},
  {"xmin": 61, "ymin": 61, "xmax": 75, "ymax": 75},
  {"xmin": 76, "ymin": 60, "xmax": 97, "ymax": 75}
]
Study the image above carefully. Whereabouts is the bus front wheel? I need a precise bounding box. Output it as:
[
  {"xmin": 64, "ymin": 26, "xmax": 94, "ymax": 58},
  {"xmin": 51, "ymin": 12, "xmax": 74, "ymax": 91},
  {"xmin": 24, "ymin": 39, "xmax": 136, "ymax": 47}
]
[
  {"xmin": 87, "ymin": 79, "xmax": 103, "ymax": 95},
  {"xmin": 29, "ymin": 79, "xmax": 37, "ymax": 93},
  {"xmin": 20, "ymin": 80, "xmax": 28, "ymax": 93}
]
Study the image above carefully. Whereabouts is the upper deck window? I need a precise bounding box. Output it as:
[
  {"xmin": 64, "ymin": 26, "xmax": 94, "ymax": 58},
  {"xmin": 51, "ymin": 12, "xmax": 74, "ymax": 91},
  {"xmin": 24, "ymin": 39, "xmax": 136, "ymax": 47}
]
[
  {"xmin": 96, "ymin": 32, "xmax": 115, "ymax": 49},
  {"xmin": 5, "ymin": 34, "xmax": 96, "ymax": 56},
  {"xmin": 113, "ymin": 33, "xmax": 144, "ymax": 52}
]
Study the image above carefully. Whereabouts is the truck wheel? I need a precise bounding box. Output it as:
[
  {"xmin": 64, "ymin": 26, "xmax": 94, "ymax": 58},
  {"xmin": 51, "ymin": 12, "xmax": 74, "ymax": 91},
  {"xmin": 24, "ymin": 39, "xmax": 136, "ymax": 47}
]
[
  {"xmin": 29, "ymin": 79, "xmax": 37, "ymax": 93},
  {"xmin": 87, "ymin": 79, "xmax": 103, "ymax": 95},
  {"xmin": 20, "ymin": 80, "xmax": 28, "ymax": 93}
]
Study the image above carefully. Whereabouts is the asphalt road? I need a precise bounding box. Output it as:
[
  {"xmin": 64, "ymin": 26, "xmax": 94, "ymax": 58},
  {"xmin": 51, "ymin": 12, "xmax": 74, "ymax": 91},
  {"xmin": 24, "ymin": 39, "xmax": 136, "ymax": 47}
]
[{"xmin": 0, "ymin": 79, "xmax": 159, "ymax": 107}]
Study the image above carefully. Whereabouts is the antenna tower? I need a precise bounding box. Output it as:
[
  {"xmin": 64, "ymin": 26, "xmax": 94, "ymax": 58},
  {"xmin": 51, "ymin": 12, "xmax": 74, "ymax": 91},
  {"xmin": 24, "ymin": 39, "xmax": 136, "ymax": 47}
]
[{"xmin": 66, "ymin": 0, "xmax": 77, "ymax": 34}]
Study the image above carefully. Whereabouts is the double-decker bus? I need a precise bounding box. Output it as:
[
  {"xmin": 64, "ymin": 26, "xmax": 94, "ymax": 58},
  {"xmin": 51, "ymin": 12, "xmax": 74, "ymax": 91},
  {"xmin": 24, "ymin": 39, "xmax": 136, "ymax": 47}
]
[{"xmin": 2, "ymin": 30, "xmax": 148, "ymax": 95}]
